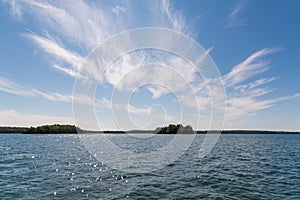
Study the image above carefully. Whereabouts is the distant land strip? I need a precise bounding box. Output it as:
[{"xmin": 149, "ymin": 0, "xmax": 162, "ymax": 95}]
[{"xmin": 0, "ymin": 124, "xmax": 299, "ymax": 134}]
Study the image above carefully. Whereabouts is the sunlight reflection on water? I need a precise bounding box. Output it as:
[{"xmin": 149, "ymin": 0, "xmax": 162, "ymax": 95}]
[{"xmin": 0, "ymin": 134, "xmax": 300, "ymax": 199}]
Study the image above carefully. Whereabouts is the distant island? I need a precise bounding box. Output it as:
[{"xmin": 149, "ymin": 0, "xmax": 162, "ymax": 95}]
[
  {"xmin": 155, "ymin": 124, "xmax": 194, "ymax": 134},
  {"xmin": 23, "ymin": 124, "xmax": 79, "ymax": 134},
  {"xmin": 0, "ymin": 124, "xmax": 79, "ymax": 134},
  {"xmin": 0, "ymin": 124, "xmax": 299, "ymax": 134}
]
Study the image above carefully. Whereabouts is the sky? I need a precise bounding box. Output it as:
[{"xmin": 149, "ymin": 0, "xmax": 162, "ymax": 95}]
[{"xmin": 0, "ymin": 0, "xmax": 299, "ymax": 131}]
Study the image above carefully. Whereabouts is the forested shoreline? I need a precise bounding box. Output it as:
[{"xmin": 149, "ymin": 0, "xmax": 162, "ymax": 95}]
[{"xmin": 0, "ymin": 124, "xmax": 298, "ymax": 134}]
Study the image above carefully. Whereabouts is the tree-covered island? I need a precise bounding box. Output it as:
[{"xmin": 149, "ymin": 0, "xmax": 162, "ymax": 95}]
[
  {"xmin": 23, "ymin": 124, "xmax": 79, "ymax": 134},
  {"xmin": 155, "ymin": 124, "xmax": 194, "ymax": 134},
  {"xmin": 0, "ymin": 124, "xmax": 298, "ymax": 134}
]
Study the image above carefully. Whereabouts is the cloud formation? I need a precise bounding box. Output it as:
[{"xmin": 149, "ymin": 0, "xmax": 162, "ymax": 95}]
[
  {"xmin": 224, "ymin": 48, "xmax": 279, "ymax": 87},
  {"xmin": 0, "ymin": 109, "xmax": 73, "ymax": 127},
  {"xmin": 0, "ymin": 77, "xmax": 72, "ymax": 102},
  {"xmin": 226, "ymin": 0, "xmax": 248, "ymax": 29},
  {"xmin": 1, "ymin": 0, "xmax": 299, "ymax": 129},
  {"xmin": 223, "ymin": 48, "xmax": 291, "ymax": 122}
]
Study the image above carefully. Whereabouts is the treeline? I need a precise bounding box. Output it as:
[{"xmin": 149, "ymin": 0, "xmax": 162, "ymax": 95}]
[
  {"xmin": 197, "ymin": 130, "xmax": 300, "ymax": 134},
  {"xmin": 0, "ymin": 127, "xmax": 28, "ymax": 133},
  {"xmin": 23, "ymin": 124, "xmax": 79, "ymax": 134},
  {"xmin": 0, "ymin": 124, "xmax": 298, "ymax": 134},
  {"xmin": 155, "ymin": 124, "xmax": 194, "ymax": 134}
]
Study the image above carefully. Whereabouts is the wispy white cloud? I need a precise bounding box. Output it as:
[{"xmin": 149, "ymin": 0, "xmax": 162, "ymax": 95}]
[
  {"xmin": 160, "ymin": 0, "xmax": 187, "ymax": 33},
  {"xmin": 112, "ymin": 5, "xmax": 126, "ymax": 17},
  {"xmin": 233, "ymin": 77, "xmax": 277, "ymax": 91},
  {"xmin": 1, "ymin": 0, "xmax": 299, "ymax": 130},
  {"xmin": 223, "ymin": 49, "xmax": 297, "ymax": 121},
  {"xmin": 105, "ymin": 51, "xmax": 198, "ymax": 99},
  {"xmin": 19, "ymin": 0, "xmax": 105, "ymax": 49},
  {"xmin": 224, "ymin": 48, "xmax": 279, "ymax": 87},
  {"xmin": 52, "ymin": 64, "xmax": 79, "ymax": 78},
  {"xmin": 104, "ymin": 53, "xmax": 143, "ymax": 87},
  {"xmin": 0, "ymin": 109, "xmax": 73, "ymax": 127},
  {"xmin": 232, "ymin": 77, "xmax": 276, "ymax": 98},
  {"xmin": 127, "ymin": 103, "xmax": 177, "ymax": 124},
  {"xmin": 148, "ymin": 85, "xmax": 169, "ymax": 99},
  {"xmin": 23, "ymin": 0, "xmax": 66, "ymax": 14},
  {"xmin": 3, "ymin": 0, "xmax": 191, "ymax": 80},
  {"xmin": 0, "ymin": 76, "xmax": 97, "ymax": 107},
  {"xmin": 3, "ymin": 0, "xmax": 22, "ymax": 19},
  {"xmin": 25, "ymin": 33, "xmax": 83, "ymax": 72},
  {"xmin": 96, "ymin": 98, "xmax": 112, "ymax": 110},
  {"xmin": 127, "ymin": 104, "xmax": 151, "ymax": 115},
  {"xmin": 96, "ymin": 97, "xmax": 177, "ymax": 126},
  {"xmin": 226, "ymin": 93, "xmax": 300, "ymax": 121},
  {"xmin": 97, "ymin": 46, "xmax": 299, "ymax": 129},
  {"xmin": 0, "ymin": 76, "xmax": 72, "ymax": 102},
  {"xmin": 226, "ymin": 0, "xmax": 248, "ymax": 29}
]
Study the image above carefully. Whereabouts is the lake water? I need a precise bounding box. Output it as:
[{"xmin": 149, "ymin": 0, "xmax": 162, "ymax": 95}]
[{"xmin": 1, "ymin": 134, "xmax": 300, "ymax": 199}]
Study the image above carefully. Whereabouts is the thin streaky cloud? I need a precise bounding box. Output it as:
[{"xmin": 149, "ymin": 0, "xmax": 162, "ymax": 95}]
[
  {"xmin": 233, "ymin": 77, "xmax": 277, "ymax": 98},
  {"xmin": 0, "ymin": 76, "xmax": 94, "ymax": 106},
  {"xmin": 3, "ymin": 0, "xmax": 22, "ymax": 19},
  {"xmin": 7, "ymin": 0, "xmax": 192, "ymax": 80},
  {"xmin": 9, "ymin": 0, "xmax": 113, "ymax": 49},
  {"xmin": 0, "ymin": 76, "xmax": 72, "ymax": 103},
  {"xmin": 24, "ymin": 33, "xmax": 84, "ymax": 71},
  {"xmin": 271, "ymin": 93, "xmax": 300, "ymax": 102},
  {"xmin": 112, "ymin": 5, "xmax": 126, "ymax": 17},
  {"xmin": 223, "ymin": 49, "xmax": 280, "ymax": 120},
  {"xmin": 236, "ymin": 77, "xmax": 277, "ymax": 90},
  {"xmin": 224, "ymin": 48, "xmax": 279, "ymax": 87},
  {"xmin": 23, "ymin": 0, "xmax": 66, "ymax": 14},
  {"xmin": 52, "ymin": 65, "xmax": 78, "ymax": 78},
  {"xmin": 127, "ymin": 104, "xmax": 177, "ymax": 122},
  {"xmin": 161, "ymin": 0, "xmax": 186, "ymax": 33},
  {"xmin": 0, "ymin": 109, "xmax": 74, "ymax": 127},
  {"xmin": 1, "ymin": 0, "xmax": 299, "ymax": 129},
  {"xmin": 226, "ymin": 0, "xmax": 248, "ymax": 29},
  {"xmin": 148, "ymin": 85, "xmax": 169, "ymax": 99},
  {"xmin": 96, "ymin": 98, "xmax": 112, "ymax": 110},
  {"xmin": 96, "ymin": 98, "xmax": 176, "ymax": 122},
  {"xmin": 226, "ymin": 93, "xmax": 300, "ymax": 120}
]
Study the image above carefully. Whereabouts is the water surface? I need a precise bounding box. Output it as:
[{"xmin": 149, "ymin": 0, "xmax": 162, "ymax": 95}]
[{"xmin": 1, "ymin": 134, "xmax": 300, "ymax": 199}]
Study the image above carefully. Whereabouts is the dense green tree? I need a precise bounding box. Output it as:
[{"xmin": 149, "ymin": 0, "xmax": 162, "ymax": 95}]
[
  {"xmin": 23, "ymin": 124, "xmax": 79, "ymax": 134},
  {"xmin": 155, "ymin": 124, "xmax": 194, "ymax": 134}
]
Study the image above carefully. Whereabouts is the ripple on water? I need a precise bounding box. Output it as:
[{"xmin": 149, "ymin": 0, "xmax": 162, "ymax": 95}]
[{"xmin": 0, "ymin": 134, "xmax": 300, "ymax": 199}]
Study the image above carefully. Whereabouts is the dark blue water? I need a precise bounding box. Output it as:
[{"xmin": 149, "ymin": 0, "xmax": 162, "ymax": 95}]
[{"xmin": 1, "ymin": 134, "xmax": 300, "ymax": 199}]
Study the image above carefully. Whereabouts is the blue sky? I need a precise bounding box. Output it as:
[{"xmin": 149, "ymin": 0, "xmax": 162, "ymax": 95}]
[{"xmin": 0, "ymin": 0, "xmax": 299, "ymax": 131}]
